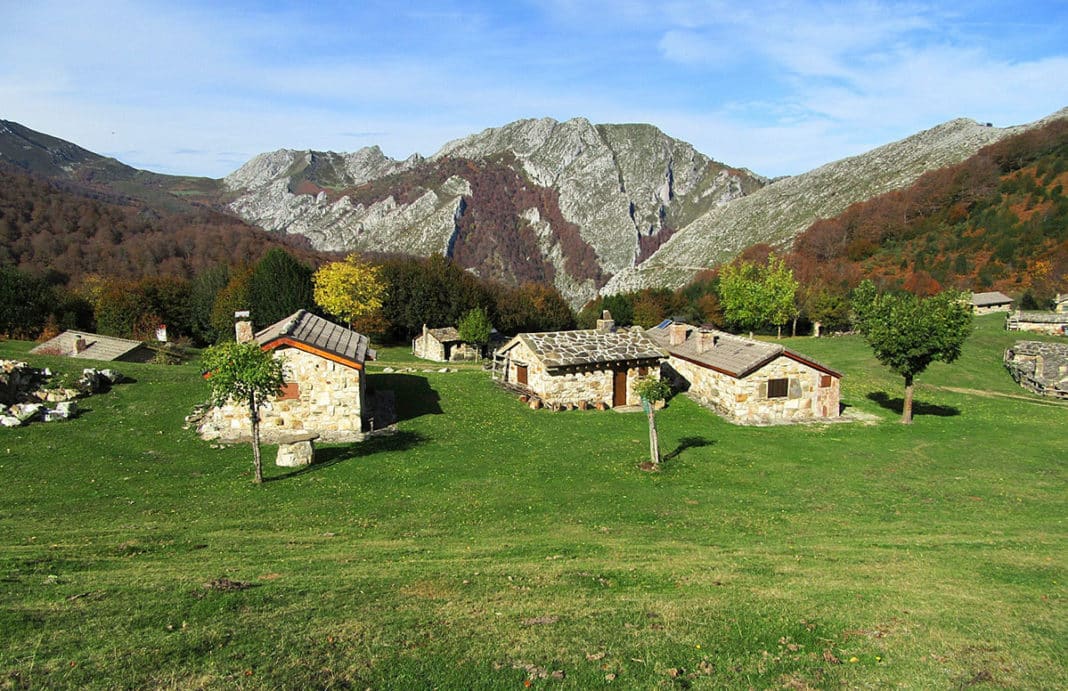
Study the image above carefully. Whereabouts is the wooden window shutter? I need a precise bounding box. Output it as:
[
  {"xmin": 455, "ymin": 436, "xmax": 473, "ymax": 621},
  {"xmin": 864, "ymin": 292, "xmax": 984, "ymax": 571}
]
[
  {"xmin": 277, "ymin": 382, "xmax": 300, "ymax": 400},
  {"xmin": 767, "ymin": 378, "xmax": 788, "ymax": 398}
]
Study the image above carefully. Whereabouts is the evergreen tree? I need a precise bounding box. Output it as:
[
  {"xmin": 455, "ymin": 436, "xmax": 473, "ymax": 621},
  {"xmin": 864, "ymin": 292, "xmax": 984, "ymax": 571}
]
[{"xmin": 248, "ymin": 249, "xmax": 314, "ymax": 328}]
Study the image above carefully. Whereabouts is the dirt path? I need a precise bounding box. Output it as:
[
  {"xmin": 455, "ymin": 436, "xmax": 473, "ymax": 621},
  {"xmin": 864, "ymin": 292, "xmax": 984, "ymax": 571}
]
[{"xmin": 930, "ymin": 385, "xmax": 1068, "ymax": 407}]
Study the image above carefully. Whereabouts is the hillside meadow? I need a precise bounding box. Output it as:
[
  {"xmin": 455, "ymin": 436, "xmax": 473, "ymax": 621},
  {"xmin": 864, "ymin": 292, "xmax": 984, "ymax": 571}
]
[{"xmin": 0, "ymin": 315, "xmax": 1064, "ymax": 689}]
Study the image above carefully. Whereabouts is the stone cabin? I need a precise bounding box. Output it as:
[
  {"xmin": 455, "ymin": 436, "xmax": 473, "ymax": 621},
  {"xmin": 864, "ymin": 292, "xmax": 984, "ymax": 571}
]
[
  {"xmin": 198, "ymin": 310, "xmax": 376, "ymax": 443},
  {"xmin": 970, "ymin": 291, "xmax": 1014, "ymax": 314},
  {"xmin": 492, "ymin": 312, "xmax": 665, "ymax": 408},
  {"xmin": 646, "ymin": 321, "xmax": 842, "ymax": 424},
  {"xmin": 1004, "ymin": 340, "xmax": 1068, "ymax": 399},
  {"xmin": 30, "ymin": 330, "xmax": 156, "ymax": 362},
  {"xmin": 412, "ymin": 325, "xmax": 481, "ymax": 362}
]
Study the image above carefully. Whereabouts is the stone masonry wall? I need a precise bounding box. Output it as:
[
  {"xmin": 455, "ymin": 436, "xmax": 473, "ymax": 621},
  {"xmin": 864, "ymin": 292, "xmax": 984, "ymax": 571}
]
[
  {"xmin": 666, "ymin": 354, "xmax": 839, "ymax": 424},
  {"xmin": 413, "ymin": 334, "xmax": 446, "ymax": 361},
  {"xmin": 200, "ymin": 347, "xmax": 366, "ymax": 442},
  {"xmin": 501, "ymin": 341, "xmax": 656, "ymax": 407}
]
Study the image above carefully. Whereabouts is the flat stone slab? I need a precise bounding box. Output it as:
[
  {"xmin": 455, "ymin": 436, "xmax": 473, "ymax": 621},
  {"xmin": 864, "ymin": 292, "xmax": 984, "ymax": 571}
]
[{"xmin": 275, "ymin": 432, "xmax": 320, "ymax": 467}]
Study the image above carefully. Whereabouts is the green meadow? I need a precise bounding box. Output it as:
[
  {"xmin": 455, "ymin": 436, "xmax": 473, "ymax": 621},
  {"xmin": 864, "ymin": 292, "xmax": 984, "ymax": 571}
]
[{"xmin": 1, "ymin": 315, "xmax": 1064, "ymax": 689}]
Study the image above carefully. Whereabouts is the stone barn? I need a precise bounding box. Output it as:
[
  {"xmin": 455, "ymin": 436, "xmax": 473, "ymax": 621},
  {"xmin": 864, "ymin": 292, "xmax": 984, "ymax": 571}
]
[
  {"xmin": 30, "ymin": 330, "xmax": 156, "ymax": 362},
  {"xmin": 412, "ymin": 325, "xmax": 481, "ymax": 362},
  {"xmin": 646, "ymin": 322, "xmax": 842, "ymax": 424},
  {"xmin": 199, "ymin": 310, "xmax": 376, "ymax": 442},
  {"xmin": 970, "ymin": 291, "xmax": 1014, "ymax": 314},
  {"xmin": 492, "ymin": 313, "xmax": 664, "ymax": 409}
]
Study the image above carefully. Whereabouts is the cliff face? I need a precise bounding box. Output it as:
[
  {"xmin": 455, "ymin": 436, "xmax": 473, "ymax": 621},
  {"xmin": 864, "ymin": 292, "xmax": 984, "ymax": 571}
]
[
  {"xmin": 221, "ymin": 110, "xmax": 1067, "ymax": 307},
  {"xmin": 222, "ymin": 118, "xmax": 763, "ymax": 307}
]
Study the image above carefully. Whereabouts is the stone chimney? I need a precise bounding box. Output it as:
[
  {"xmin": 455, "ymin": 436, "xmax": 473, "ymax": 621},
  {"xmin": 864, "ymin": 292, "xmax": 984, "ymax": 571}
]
[
  {"xmin": 696, "ymin": 329, "xmax": 718, "ymax": 353},
  {"xmin": 234, "ymin": 310, "xmax": 253, "ymax": 344},
  {"xmin": 668, "ymin": 323, "xmax": 687, "ymax": 346},
  {"xmin": 596, "ymin": 310, "xmax": 615, "ymax": 332},
  {"xmin": 73, "ymin": 336, "xmax": 87, "ymax": 354}
]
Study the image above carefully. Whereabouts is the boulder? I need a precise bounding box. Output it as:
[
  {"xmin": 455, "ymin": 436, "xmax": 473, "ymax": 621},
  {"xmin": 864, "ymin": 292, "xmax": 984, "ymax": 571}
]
[
  {"xmin": 11, "ymin": 403, "xmax": 43, "ymax": 423},
  {"xmin": 0, "ymin": 416, "xmax": 21, "ymax": 428}
]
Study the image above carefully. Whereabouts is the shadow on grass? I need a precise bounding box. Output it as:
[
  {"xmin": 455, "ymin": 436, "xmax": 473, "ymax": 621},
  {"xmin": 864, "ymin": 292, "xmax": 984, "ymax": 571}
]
[
  {"xmin": 663, "ymin": 436, "xmax": 715, "ymax": 462},
  {"xmin": 866, "ymin": 391, "xmax": 960, "ymax": 417},
  {"xmin": 368, "ymin": 373, "xmax": 442, "ymax": 422},
  {"xmin": 267, "ymin": 430, "xmax": 427, "ymax": 481}
]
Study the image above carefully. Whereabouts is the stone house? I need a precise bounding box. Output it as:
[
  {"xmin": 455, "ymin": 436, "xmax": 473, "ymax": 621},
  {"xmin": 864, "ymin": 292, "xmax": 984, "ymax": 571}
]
[
  {"xmin": 1004, "ymin": 340, "xmax": 1068, "ymax": 399},
  {"xmin": 412, "ymin": 325, "xmax": 481, "ymax": 362},
  {"xmin": 198, "ymin": 309, "xmax": 376, "ymax": 443},
  {"xmin": 646, "ymin": 322, "xmax": 842, "ymax": 424},
  {"xmin": 970, "ymin": 291, "xmax": 1014, "ymax": 314},
  {"xmin": 30, "ymin": 330, "xmax": 156, "ymax": 362},
  {"xmin": 492, "ymin": 312, "xmax": 665, "ymax": 408},
  {"xmin": 1007, "ymin": 309, "xmax": 1068, "ymax": 336}
]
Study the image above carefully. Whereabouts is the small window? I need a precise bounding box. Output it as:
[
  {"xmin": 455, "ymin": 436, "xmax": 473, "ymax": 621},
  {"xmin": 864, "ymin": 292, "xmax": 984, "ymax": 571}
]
[
  {"xmin": 767, "ymin": 378, "xmax": 788, "ymax": 398},
  {"xmin": 638, "ymin": 366, "xmax": 649, "ymax": 376},
  {"xmin": 820, "ymin": 374, "xmax": 832, "ymax": 388},
  {"xmin": 277, "ymin": 382, "xmax": 300, "ymax": 400}
]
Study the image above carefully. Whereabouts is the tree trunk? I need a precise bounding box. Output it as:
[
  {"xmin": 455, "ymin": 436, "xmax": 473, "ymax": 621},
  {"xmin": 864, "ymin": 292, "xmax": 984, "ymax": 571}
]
[
  {"xmin": 250, "ymin": 394, "xmax": 263, "ymax": 483},
  {"xmin": 777, "ymin": 324, "xmax": 782, "ymax": 339},
  {"xmin": 791, "ymin": 315, "xmax": 798, "ymax": 338},
  {"xmin": 647, "ymin": 408, "xmax": 660, "ymax": 466},
  {"xmin": 901, "ymin": 374, "xmax": 914, "ymax": 424}
]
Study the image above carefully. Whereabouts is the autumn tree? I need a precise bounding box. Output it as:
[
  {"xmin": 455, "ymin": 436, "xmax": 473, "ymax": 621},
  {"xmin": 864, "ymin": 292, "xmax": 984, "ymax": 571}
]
[
  {"xmin": 202, "ymin": 341, "xmax": 286, "ymax": 484},
  {"xmin": 313, "ymin": 254, "xmax": 386, "ymax": 329},
  {"xmin": 851, "ymin": 280, "xmax": 972, "ymax": 424}
]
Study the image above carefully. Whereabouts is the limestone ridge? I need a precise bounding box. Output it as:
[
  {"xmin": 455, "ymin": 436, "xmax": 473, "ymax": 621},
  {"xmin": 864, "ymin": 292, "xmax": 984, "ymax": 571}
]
[
  {"xmin": 222, "ymin": 117, "xmax": 764, "ymax": 307},
  {"xmin": 604, "ymin": 111, "xmax": 1068, "ymax": 294}
]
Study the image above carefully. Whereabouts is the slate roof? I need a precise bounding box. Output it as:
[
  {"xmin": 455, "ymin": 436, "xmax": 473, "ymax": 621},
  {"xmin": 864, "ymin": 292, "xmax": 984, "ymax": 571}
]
[
  {"xmin": 646, "ymin": 323, "xmax": 841, "ymax": 379},
  {"xmin": 497, "ymin": 328, "xmax": 664, "ymax": 369},
  {"xmin": 256, "ymin": 310, "xmax": 375, "ymax": 368},
  {"xmin": 971, "ymin": 291, "xmax": 1013, "ymax": 307},
  {"xmin": 30, "ymin": 330, "xmax": 150, "ymax": 361},
  {"xmin": 1012, "ymin": 310, "xmax": 1068, "ymax": 324},
  {"xmin": 426, "ymin": 326, "xmax": 462, "ymax": 343}
]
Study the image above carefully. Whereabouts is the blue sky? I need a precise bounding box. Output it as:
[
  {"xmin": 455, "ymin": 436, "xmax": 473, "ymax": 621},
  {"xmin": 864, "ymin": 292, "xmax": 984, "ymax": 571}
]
[{"xmin": 2, "ymin": 0, "xmax": 1066, "ymax": 178}]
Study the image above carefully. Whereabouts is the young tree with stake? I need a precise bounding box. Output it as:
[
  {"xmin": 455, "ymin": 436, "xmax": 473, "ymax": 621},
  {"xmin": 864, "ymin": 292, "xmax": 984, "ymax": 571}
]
[{"xmin": 202, "ymin": 341, "xmax": 286, "ymax": 483}]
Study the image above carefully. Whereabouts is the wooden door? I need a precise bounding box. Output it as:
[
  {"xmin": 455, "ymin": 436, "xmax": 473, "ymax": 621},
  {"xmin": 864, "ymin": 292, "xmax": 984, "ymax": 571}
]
[
  {"xmin": 612, "ymin": 368, "xmax": 627, "ymax": 407},
  {"xmin": 516, "ymin": 364, "xmax": 528, "ymax": 385}
]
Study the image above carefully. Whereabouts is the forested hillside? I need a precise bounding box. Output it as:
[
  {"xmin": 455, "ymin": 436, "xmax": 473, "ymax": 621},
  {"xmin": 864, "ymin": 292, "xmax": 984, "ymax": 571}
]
[
  {"xmin": 790, "ymin": 118, "xmax": 1068, "ymax": 304},
  {"xmin": 0, "ymin": 163, "xmax": 325, "ymax": 283}
]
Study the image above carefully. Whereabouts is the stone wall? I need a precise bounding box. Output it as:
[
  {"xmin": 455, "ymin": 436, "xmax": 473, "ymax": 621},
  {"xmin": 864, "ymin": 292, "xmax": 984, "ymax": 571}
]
[
  {"xmin": 199, "ymin": 347, "xmax": 366, "ymax": 443},
  {"xmin": 412, "ymin": 334, "xmax": 447, "ymax": 361},
  {"xmin": 500, "ymin": 340, "xmax": 657, "ymax": 407},
  {"xmin": 665, "ymin": 354, "xmax": 839, "ymax": 424},
  {"xmin": 974, "ymin": 304, "xmax": 1011, "ymax": 315}
]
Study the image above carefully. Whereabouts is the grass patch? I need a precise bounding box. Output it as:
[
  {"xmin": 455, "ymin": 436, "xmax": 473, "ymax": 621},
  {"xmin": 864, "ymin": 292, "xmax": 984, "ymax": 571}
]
[{"xmin": 0, "ymin": 315, "xmax": 1064, "ymax": 688}]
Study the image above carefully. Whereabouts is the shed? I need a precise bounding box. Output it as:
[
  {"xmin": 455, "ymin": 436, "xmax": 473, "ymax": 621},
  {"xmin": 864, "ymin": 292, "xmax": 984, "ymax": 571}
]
[
  {"xmin": 412, "ymin": 325, "xmax": 481, "ymax": 362},
  {"xmin": 492, "ymin": 312, "xmax": 664, "ymax": 408},
  {"xmin": 198, "ymin": 310, "xmax": 376, "ymax": 442},
  {"xmin": 646, "ymin": 322, "xmax": 842, "ymax": 424},
  {"xmin": 970, "ymin": 291, "xmax": 1014, "ymax": 314},
  {"xmin": 30, "ymin": 330, "xmax": 156, "ymax": 363}
]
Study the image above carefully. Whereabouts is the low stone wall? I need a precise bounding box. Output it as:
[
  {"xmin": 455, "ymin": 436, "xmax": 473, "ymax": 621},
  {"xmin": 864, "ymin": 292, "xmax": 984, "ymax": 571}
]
[{"xmin": 199, "ymin": 348, "xmax": 367, "ymax": 443}]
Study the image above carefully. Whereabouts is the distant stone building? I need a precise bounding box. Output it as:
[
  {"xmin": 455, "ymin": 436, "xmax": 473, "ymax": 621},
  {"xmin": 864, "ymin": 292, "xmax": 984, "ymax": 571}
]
[
  {"xmin": 30, "ymin": 330, "xmax": 156, "ymax": 363},
  {"xmin": 646, "ymin": 321, "xmax": 842, "ymax": 424},
  {"xmin": 492, "ymin": 312, "xmax": 665, "ymax": 408},
  {"xmin": 970, "ymin": 291, "xmax": 1014, "ymax": 314},
  {"xmin": 1004, "ymin": 340, "xmax": 1068, "ymax": 399},
  {"xmin": 1007, "ymin": 308, "xmax": 1068, "ymax": 336},
  {"xmin": 412, "ymin": 325, "xmax": 481, "ymax": 362},
  {"xmin": 199, "ymin": 310, "xmax": 376, "ymax": 443}
]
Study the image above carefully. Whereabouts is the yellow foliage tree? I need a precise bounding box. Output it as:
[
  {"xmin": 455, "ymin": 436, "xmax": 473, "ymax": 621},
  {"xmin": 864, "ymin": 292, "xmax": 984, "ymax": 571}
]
[{"xmin": 312, "ymin": 254, "xmax": 386, "ymax": 329}]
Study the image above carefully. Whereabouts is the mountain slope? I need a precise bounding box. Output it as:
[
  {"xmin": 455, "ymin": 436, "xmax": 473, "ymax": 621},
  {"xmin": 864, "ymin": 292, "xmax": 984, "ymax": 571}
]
[
  {"xmin": 602, "ymin": 113, "xmax": 1068, "ymax": 294},
  {"xmin": 223, "ymin": 117, "xmax": 764, "ymax": 307},
  {"xmin": 0, "ymin": 120, "xmax": 224, "ymax": 213}
]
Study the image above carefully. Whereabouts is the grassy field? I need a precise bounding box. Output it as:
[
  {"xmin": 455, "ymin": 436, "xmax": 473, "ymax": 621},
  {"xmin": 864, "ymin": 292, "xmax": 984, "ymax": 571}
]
[{"xmin": 1, "ymin": 315, "xmax": 1064, "ymax": 689}]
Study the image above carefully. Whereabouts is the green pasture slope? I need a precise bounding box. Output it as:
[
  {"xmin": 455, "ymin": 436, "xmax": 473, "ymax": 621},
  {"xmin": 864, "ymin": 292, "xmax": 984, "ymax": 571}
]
[{"xmin": 1, "ymin": 315, "xmax": 1064, "ymax": 688}]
